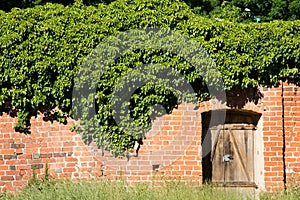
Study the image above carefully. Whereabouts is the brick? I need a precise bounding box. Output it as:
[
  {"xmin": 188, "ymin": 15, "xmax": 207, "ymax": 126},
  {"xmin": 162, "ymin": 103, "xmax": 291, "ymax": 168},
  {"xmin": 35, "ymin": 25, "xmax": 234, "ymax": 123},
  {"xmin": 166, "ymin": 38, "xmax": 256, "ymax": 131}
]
[
  {"xmin": 55, "ymin": 168, "xmax": 62, "ymax": 173},
  {"xmin": 31, "ymin": 164, "xmax": 44, "ymax": 170},
  {"xmin": 6, "ymin": 170, "xmax": 20, "ymax": 175},
  {"xmin": 4, "ymin": 154, "xmax": 18, "ymax": 160},
  {"xmin": 41, "ymin": 158, "xmax": 56, "ymax": 163},
  {"xmin": 184, "ymin": 161, "xmax": 197, "ymax": 165},
  {"xmin": 54, "ymin": 153, "xmax": 67, "ymax": 157},
  {"xmin": 15, "ymin": 149, "xmax": 23, "ymax": 155},
  {"xmin": 66, "ymin": 163, "xmax": 76, "ymax": 167},
  {"xmin": 40, "ymin": 148, "xmax": 55, "ymax": 153},
  {"xmin": 10, "ymin": 143, "xmax": 25, "ymax": 149},
  {"xmin": 62, "ymin": 147, "xmax": 73, "ymax": 152},
  {"xmin": 40, "ymin": 153, "xmax": 52, "ymax": 158},
  {"xmin": 16, "ymin": 165, "xmax": 30, "ymax": 170},
  {"xmin": 264, "ymin": 161, "xmax": 280, "ymax": 167},
  {"xmin": 13, "ymin": 181, "xmax": 25, "ymax": 187},
  {"xmin": 6, "ymin": 160, "xmax": 20, "ymax": 165},
  {"xmin": 1, "ymin": 149, "xmax": 15, "ymax": 154},
  {"xmin": 271, "ymin": 157, "xmax": 283, "ymax": 161},
  {"xmin": 63, "ymin": 142, "xmax": 76, "ymax": 147},
  {"xmin": 0, "ymin": 166, "xmax": 8, "ymax": 170},
  {"xmin": 63, "ymin": 168, "xmax": 76, "ymax": 173},
  {"xmin": 264, "ymin": 172, "xmax": 279, "ymax": 177},
  {"xmin": 180, "ymin": 166, "xmax": 193, "ymax": 170},
  {"xmin": 32, "ymin": 153, "xmax": 40, "ymax": 159},
  {"xmin": 9, "ymin": 165, "xmax": 16, "ymax": 170},
  {"xmin": 264, "ymin": 122, "xmax": 277, "ymax": 126},
  {"xmin": 264, "ymin": 152, "xmax": 278, "ymax": 156},
  {"xmin": 1, "ymin": 176, "xmax": 14, "ymax": 181},
  {"xmin": 65, "ymin": 157, "xmax": 78, "ymax": 162}
]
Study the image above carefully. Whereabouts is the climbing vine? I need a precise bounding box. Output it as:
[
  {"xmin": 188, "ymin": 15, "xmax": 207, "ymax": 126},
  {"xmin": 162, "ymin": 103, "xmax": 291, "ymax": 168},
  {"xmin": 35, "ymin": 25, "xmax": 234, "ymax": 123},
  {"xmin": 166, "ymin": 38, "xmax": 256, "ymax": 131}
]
[{"xmin": 0, "ymin": 0, "xmax": 299, "ymax": 155}]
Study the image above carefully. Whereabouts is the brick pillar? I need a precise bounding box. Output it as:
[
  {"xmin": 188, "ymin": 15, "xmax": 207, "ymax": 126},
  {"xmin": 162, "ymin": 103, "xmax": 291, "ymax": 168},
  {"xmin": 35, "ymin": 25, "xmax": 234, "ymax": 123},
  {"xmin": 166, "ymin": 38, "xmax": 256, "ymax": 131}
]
[
  {"xmin": 261, "ymin": 84, "xmax": 285, "ymax": 192},
  {"xmin": 281, "ymin": 84, "xmax": 300, "ymax": 184}
]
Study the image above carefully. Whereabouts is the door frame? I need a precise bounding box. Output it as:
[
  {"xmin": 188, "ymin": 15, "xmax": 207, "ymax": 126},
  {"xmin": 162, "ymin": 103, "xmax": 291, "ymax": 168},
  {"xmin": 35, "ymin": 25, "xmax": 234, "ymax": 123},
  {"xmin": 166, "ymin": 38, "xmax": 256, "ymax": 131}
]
[{"xmin": 201, "ymin": 109, "xmax": 263, "ymax": 189}]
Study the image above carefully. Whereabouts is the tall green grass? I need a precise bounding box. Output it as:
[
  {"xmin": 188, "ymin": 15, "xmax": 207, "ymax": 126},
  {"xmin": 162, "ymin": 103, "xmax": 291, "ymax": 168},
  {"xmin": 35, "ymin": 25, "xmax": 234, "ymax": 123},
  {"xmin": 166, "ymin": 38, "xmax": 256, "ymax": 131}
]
[
  {"xmin": 260, "ymin": 182, "xmax": 300, "ymax": 200},
  {"xmin": 1, "ymin": 180, "xmax": 250, "ymax": 200},
  {"xmin": 1, "ymin": 179, "xmax": 299, "ymax": 200}
]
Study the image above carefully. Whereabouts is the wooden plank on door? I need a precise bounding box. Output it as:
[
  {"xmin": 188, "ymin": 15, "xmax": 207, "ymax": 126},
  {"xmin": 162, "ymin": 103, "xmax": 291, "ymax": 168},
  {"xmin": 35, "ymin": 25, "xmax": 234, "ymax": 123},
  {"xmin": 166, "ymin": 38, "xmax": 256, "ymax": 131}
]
[
  {"xmin": 211, "ymin": 127, "xmax": 254, "ymax": 184},
  {"xmin": 211, "ymin": 128, "xmax": 225, "ymax": 182}
]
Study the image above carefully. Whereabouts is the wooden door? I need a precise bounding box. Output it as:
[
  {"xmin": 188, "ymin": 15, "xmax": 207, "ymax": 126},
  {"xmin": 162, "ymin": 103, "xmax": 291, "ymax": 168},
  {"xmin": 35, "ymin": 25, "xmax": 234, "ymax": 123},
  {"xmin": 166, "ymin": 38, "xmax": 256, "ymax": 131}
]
[
  {"xmin": 210, "ymin": 124, "xmax": 255, "ymax": 187},
  {"xmin": 202, "ymin": 110, "xmax": 260, "ymax": 187}
]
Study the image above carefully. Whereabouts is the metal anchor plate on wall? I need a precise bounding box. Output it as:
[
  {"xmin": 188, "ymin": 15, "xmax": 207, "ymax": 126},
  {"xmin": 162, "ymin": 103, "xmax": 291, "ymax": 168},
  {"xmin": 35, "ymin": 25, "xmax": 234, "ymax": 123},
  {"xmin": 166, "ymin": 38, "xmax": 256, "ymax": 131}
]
[{"xmin": 223, "ymin": 154, "xmax": 233, "ymax": 162}]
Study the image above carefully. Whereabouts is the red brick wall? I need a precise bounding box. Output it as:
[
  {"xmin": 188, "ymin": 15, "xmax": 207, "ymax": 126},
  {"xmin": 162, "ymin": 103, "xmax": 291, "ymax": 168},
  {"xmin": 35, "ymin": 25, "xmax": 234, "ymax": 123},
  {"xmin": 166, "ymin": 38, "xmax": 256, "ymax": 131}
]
[
  {"xmin": 0, "ymin": 83, "xmax": 299, "ymax": 193},
  {"xmin": 262, "ymin": 83, "xmax": 300, "ymax": 192},
  {"xmin": 283, "ymin": 85, "xmax": 300, "ymax": 181},
  {"xmin": 0, "ymin": 113, "xmax": 102, "ymax": 193},
  {"xmin": 97, "ymin": 102, "xmax": 202, "ymax": 184},
  {"xmin": 261, "ymin": 85, "xmax": 285, "ymax": 191}
]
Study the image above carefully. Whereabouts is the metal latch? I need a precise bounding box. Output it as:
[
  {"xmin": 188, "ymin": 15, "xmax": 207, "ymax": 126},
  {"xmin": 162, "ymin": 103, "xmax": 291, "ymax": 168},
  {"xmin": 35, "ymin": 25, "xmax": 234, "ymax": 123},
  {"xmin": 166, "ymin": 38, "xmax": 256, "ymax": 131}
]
[{"xmin": 223, "ymin": 154, "xmax": 233, "ymax": 162}]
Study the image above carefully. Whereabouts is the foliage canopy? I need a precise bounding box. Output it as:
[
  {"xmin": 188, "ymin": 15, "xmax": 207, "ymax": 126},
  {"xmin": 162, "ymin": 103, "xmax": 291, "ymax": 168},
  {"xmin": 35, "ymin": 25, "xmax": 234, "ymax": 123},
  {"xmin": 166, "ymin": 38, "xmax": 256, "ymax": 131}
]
[
  {"xmin": 2, "ymin": 0, "xmax": 300, "ymax": 22},
  {"xmin": 0, "ymin": 0, "xmax": 299, "ymax": 155},
  {"xmin": 187, "ymin": 0, "xmax": 300, "ymax": 22},
  {"xmin": 0, "ymin": 0, "xmax": 300, "ymax": 22}
]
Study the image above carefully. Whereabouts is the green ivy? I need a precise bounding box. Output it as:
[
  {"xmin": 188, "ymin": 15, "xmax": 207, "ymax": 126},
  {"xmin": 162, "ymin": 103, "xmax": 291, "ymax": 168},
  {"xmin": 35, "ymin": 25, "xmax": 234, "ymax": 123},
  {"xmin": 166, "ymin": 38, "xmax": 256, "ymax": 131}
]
[{"xmin": 0, "ymin": 0, "xmax": 299, "ymax": 155}]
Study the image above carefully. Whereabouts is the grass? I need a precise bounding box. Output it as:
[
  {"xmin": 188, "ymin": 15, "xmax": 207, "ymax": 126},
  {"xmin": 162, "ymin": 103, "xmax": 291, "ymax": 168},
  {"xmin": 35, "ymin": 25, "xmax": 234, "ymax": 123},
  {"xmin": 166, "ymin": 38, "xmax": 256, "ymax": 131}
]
[
  {"xmin": 0, "ymin": 180, "xmax": 251, "ymax": 200},
  {"xmin": 260, "ymin": 183, "xmax": 300, "ymax": 200},
  {"xmin": 1, "ymin": 178, "xmax": 299, "ymax": 200}
]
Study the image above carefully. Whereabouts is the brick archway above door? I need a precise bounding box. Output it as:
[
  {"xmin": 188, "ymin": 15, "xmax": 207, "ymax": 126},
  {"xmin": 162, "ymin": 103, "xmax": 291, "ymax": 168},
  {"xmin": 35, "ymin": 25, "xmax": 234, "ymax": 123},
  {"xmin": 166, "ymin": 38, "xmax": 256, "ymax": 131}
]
[{"xmin": 198, "ymin": 97, "xmax": 264, "ymax": 116}]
